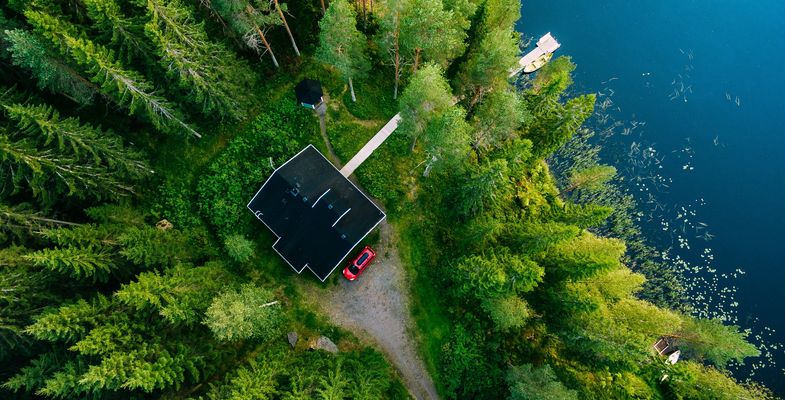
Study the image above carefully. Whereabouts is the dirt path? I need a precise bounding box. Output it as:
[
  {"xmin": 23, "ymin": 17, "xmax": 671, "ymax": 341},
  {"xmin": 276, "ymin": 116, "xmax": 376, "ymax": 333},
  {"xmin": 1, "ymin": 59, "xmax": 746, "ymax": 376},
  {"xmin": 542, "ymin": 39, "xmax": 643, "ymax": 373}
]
[{"xmin": 306, "ymin": 221, "xmax": 439, "ymax": 400}]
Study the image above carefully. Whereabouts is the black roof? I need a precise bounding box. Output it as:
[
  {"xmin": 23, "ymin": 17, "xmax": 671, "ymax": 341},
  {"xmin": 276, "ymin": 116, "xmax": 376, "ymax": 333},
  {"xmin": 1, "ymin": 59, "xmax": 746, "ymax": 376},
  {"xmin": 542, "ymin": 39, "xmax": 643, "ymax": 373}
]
[
  {"xmin": 294, "ymin": 79, "xmax": 323, "ymax": 106},
  {"xmin": 247, "ymin": 145, "xmax": 385, "ymax": 281}
]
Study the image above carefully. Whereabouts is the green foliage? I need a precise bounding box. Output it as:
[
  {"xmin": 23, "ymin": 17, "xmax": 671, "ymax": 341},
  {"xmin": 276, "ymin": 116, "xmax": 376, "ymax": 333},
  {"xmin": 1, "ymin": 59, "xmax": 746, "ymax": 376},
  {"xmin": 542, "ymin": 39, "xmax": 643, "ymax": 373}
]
[
  {"xmin": 399, "ymin": 0, "xmax": 466, "ymax": 69},
  {"xmin": 440, "ymin": 323, "xmax": 503, "ymax": 399},
  {"xmin": 506, "ymin": 363, "xmax": 578, "ymax": 400},
  {"xmin": 117, "ymin": 225, "xmax": 209, "ymax": 267},
  {"xmin": 224, "ymin": 234, "xmax": 255, "ymax": 263},
  {"xmin": 523, "ymin": 57, "xmax": 595, "ymax": 159},
  {"xmin": 115, "ymin": 262, "xmax": 235, "ymax": 325},
  {"xmin": 4, "ymin": 29, "xmax": 98, "ymax": 104},
  {"xmin": 677, "ymin": 317, "xmax": 760, "ymax": 368},
  {"xmin": 471, "ymin": 89, "xmax": 527, "ymax": 152},
  {"xmin": 23, "ymin": 246, "xmax": 114, "ymax": 281},
  {"xmin": 538, "ymin": 233, "xmax": 625, "ymax": 280},
  {"xmin": 666, "ymin": 361, "xmax": 774, "ymax": 400},
  {"xmin": 457, "ymin": 158, "xmax": 514, "ymax": 217},
  {"xmin": 25, "ymin": 295, "xmax": 112, "ymax": 343},
  {"xmin": 26, "ymin": 10, "xmax": 199, "ymax": 136},
  {"xmin": 450, "ymin": 249, "xmax": 543, "ymax": 299},
  {"xmin": 398, "ymin": 63, "xmax": 454, "ymax": 144},
  {"xmin": 482, "ymin": 295, "xmax": 530, "ymax": 331},
  {"xmin": 197, "ymin": 98, "xmax": 317, "ymax": 237},
  {"xmin": 144, "ymin": 0, "xmax": 255, "ymax": 120},
  {"xmin": 203, "ymin": 284, "xmax": 284, "ymax": 342},
  {"xmin": 316, "ymin": 0, "xmax": 371, "ymax": 95},
  {"xmin": 81, "ymin": 0, "xmax": 152, "ymax": 64},
  {"xmin": 3, "ymin": 101, "xmax": 151, "ymax": 179}
]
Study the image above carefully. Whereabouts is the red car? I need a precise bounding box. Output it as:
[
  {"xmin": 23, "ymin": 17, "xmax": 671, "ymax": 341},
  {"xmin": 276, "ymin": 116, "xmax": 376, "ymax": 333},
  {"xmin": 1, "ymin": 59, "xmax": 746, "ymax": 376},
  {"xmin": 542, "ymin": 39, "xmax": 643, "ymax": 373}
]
[{"xmin": 342, "ymin": 246, "xmax": 376, "ymax": 281}]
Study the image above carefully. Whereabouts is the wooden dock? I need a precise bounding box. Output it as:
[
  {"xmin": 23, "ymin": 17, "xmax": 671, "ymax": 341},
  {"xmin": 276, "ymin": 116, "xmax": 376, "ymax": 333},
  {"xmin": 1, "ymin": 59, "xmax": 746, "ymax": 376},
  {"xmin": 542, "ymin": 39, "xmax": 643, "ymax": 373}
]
[
  {"xmin": 340, "ymin": 113, "xmax": 402, "ymax": 177},
  {"xmin": 509, "ymin": 32, "xmax": 561, "ymax": 77}
]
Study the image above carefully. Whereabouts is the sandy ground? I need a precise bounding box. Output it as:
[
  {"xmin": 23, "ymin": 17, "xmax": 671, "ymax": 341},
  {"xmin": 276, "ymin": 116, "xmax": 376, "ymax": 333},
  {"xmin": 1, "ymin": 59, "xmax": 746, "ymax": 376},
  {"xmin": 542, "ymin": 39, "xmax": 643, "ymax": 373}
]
[{"xmin": 306, "ymin": 221, "xmax": 439, "ymax": 400}]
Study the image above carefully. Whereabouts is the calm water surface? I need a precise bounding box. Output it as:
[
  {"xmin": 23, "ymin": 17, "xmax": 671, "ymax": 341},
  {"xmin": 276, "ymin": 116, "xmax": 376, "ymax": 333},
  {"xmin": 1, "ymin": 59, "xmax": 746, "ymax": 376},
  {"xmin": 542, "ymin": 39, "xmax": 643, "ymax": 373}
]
[{"xmin": 519, "ymin": 0, "xmax": 785, "ymax": 393}]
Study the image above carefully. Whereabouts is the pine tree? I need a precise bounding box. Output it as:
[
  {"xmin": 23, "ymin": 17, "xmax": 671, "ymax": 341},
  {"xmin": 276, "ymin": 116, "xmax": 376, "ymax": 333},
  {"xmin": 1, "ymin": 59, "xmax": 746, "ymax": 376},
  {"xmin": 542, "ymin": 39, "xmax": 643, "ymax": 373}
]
[
  {"xmin": 375, "ymin": 0, "xmax": 403, "ymax": 98},
  {"xmin": 271, "ymin": 0, "xmax": 299, "ymax": 56},
  {"xmin": 143, "ymin": 0, "xmax": 255, "ymax": 120},
  {"xmin": 471, "ymin": 89, "xmax": 526, "ymax": 151},
  {"xmin": 316, "ymin": 0, "xmax": 370, "ymax": 102},
  {"xmin": 398, "ymin": 0, "xmax": 465, "ymax": 71},
  {"xmin": 3, "ymin": 29, "xmax": 99, "ymax": 105},
  {"xmin": 397, "ymin": 63, "xmax": 454, "ymax": 149},
  {"xmin": 25, "ymin": 10, "xmax": 200, "ymax": 137},
  {"xmin": 456, "ymin": 28, "xmax": 519, "ymax": 110}
]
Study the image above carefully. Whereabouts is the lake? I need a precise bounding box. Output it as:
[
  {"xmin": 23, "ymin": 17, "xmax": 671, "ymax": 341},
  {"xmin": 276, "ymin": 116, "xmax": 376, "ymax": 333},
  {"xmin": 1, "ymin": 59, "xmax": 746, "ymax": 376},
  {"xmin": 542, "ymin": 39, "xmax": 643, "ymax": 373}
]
[{"xmin": 518, "ymin": 0, "xmax": 785, "ymax": 393}]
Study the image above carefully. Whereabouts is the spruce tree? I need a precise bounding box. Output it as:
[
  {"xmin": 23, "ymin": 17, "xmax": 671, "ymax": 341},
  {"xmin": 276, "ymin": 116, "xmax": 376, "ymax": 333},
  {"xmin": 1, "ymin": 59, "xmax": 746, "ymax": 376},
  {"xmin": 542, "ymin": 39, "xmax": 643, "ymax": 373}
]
[
  {"xmin": 2, "ymin": 101, "xmax": 151, "ymax": 180},
  {"xmin": 81, "ymin": 0, "xmax": 153, "ymax": 64},
  {"xmin": 3, "ymin": 29, "xmax": 99, "ymax": 105},
  {"xmin": 25, "ymin": 10, "xmax": 201, "ymax": 137},
  {"xmin": 143, "ymin": 0, "xmax": 255, "ymax": 120},
  {"xmin": 210, "ymin": 0, "xmax": 282, "ymax": 68}
]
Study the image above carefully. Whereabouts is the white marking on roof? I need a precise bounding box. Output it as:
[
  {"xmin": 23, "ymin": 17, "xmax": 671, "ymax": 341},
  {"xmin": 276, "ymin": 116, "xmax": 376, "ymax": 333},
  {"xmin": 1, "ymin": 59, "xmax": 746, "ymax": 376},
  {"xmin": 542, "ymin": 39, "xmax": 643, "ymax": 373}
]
[
  {"xmin": 312, "ymin": 188, "xmax": 331, "ymax": 208},
  {"xmin": 332, "ymin": 208, "xmax": 351, "ymax": 227}
]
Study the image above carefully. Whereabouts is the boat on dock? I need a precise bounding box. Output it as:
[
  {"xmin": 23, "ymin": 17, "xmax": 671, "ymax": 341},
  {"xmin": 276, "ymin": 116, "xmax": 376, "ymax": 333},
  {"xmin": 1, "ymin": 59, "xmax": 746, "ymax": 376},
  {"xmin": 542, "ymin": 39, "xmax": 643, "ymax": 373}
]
[{"xmin": 509, "ymin": 32, "xmax": 561, "ymax": 77}]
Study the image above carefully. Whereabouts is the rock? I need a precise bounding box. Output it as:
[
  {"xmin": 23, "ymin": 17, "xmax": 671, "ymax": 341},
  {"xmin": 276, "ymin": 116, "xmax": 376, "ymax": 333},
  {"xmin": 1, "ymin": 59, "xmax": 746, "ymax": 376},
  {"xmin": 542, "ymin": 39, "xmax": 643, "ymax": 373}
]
[
  {"xmin": 287, "ymin": 331, "xmax": 298, "ymax": 348},
  {"xmin": 155, "ymin": 219, "xmax": 173, "ymax": 230},
  {"xmin": 315, "ymin": 336, "xmax": 338, "ymax": 353}
]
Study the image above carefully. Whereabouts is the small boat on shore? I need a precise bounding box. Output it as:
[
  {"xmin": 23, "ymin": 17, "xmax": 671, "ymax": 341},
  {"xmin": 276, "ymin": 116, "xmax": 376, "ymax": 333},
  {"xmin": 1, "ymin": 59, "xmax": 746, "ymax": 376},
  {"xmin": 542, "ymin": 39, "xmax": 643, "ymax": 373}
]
[
  {"xmin": 523, "ymin": 52, "xmax": 554, "ymax": 73},
  {"xmin": 509, "ymin": 32, "xmax": 561, "ymax": 77}
]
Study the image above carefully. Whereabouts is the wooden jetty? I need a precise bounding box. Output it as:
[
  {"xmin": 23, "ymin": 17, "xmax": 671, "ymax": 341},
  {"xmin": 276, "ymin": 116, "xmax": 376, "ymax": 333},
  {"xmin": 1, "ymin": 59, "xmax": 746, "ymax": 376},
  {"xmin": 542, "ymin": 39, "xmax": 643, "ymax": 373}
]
[
  {"xmin": 509, "ymin": 32, "xmax": 561, "ymax": 77},
  {"xmin": 340, "ymin": 113, "xmax": 402, "ymax": 177}
]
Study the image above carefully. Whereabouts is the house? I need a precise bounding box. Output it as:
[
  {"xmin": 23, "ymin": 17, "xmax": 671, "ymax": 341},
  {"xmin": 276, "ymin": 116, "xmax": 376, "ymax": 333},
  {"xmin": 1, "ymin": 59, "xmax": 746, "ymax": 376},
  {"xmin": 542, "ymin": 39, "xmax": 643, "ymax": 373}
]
[
  {"xmin": 247, "ymin": 145, "xmax": 386, "ymax": 281},
  {"xmin": 294, "ymin": 79, "xmax": 324, "ymax": 109}
]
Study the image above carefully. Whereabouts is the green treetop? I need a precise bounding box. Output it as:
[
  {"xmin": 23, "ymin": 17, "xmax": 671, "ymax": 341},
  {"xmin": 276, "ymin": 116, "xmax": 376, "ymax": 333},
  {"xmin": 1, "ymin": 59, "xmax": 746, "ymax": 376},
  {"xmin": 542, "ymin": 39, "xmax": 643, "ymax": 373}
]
[
  {"xmin": 25, "ymin": 10, "xmax": 200, "ymax": 137},
  {"xmin": 316, "ymin": 0, "xmax": 370, "ymax": 102}
]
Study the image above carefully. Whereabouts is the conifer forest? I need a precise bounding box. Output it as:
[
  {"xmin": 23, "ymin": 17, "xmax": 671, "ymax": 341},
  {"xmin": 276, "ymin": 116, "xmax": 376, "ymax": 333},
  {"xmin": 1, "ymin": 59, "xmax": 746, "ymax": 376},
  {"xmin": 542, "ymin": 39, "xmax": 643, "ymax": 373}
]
[{"xmin": 0, "ymin": 0, "xmax": 776, "ymax": 399}]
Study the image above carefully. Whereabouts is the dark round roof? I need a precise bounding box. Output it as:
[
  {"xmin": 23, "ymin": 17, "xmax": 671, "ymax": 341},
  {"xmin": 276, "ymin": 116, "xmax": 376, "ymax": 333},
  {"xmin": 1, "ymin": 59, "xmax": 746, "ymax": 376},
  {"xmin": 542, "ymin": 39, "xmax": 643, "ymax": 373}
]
[{"xmin": 295, "ymin": 79, "xmax": 323, "ymax": 105}]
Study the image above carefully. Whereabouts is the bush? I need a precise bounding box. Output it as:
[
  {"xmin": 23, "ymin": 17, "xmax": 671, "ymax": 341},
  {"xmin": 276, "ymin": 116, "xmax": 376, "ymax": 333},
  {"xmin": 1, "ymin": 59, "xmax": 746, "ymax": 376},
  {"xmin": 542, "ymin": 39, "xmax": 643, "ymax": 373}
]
[
  {"xmin": 224, "ymin": 234, "xmax": 255, "ymax": 263},
  {"xmin": 203, "ymin": 284, "xmax": 284, "ymax": 342},
  {"xmin": 197, "ymin": 97, "xmax": 319, "ymax": 238}
]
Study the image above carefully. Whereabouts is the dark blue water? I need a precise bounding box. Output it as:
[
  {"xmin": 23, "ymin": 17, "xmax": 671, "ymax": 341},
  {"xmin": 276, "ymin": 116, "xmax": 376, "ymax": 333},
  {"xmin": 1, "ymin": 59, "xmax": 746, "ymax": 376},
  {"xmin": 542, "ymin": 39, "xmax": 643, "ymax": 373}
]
[{"xmin": 518, "ymin": 0, "xmax": 785, "ymax": 393}]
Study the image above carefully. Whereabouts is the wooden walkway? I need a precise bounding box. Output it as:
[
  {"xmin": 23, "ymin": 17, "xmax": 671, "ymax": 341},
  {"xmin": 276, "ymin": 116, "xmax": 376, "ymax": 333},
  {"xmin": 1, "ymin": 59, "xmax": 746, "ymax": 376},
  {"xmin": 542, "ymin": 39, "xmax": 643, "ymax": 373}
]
[
  {"xmin": 340, "ymin": 113, "xmax": 401, "ymax": 177},
  {"xmin": 509, "ymin": 32, "xmax": 561, "ymax": 77}
]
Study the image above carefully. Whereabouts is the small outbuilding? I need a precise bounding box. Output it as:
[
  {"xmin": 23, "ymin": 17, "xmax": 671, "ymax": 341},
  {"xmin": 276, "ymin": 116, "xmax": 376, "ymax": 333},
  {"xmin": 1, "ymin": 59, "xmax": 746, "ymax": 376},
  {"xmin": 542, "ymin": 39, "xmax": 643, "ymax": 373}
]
[
  {"xmin": 294, "ymin": 79, "xmax": 324, "ymax": 109},
  {"xmin": 247, "ymin": 145, "xmax": 385, "ymax": 281}
]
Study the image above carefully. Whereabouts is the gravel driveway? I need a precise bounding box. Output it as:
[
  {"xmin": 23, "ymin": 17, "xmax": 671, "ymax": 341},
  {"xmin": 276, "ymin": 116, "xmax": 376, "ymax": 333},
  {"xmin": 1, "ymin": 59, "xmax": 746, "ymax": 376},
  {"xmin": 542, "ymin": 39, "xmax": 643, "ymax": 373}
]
[{"xmin": 308, "ymin": 221, "xmax": 439, "ymax": 400}]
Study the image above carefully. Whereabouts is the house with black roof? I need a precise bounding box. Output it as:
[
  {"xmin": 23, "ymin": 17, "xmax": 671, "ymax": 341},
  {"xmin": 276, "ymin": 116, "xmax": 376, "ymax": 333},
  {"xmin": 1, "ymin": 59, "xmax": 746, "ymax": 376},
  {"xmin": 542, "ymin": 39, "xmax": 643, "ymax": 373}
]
[{"xmin": 247, "ymin": 145, "xmax": 386, "ymax": 281}]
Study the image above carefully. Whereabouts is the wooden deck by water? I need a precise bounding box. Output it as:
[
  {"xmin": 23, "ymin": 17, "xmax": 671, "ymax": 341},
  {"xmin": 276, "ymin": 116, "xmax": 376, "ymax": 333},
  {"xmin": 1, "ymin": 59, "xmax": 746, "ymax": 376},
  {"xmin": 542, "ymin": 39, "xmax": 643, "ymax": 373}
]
[{"xmin": 509, "ymin": 32, "xmax": 561, "ymax": 77}]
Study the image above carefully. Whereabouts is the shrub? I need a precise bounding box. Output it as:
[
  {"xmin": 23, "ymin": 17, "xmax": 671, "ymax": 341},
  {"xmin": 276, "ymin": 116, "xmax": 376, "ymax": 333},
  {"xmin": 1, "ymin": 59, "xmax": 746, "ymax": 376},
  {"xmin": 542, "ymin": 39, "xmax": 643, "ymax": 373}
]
[
  {"xmin": 197, "ymin": 97, "xmax": 319, "ymax": 238},
  {"xmin": 203, "ymin": 284, "xmax": 284, "ymax": 342},
  {"xmin": 224, "ymin": 234, "xmax": 254, "ymax": 263}
]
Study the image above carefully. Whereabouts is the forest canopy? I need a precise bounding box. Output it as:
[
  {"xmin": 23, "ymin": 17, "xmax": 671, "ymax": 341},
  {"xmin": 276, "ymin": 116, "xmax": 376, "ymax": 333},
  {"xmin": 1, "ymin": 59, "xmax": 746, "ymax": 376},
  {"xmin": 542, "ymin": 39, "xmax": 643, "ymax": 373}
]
[{"xmin": 0, "ymin": 0, "xmax": 774, "ymax": 399}]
